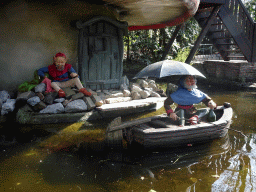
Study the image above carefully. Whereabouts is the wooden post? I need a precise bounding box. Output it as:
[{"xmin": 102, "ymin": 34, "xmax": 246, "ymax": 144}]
[
  {"xmin": 185, "ymin": 5, "xmax": 221, "ymax": 64},
  {"xmin": 161, "ymin": 24, "xmax": 183, "ymax": 61},
  {"xmin": 127, "ymin": 35, "xmax": 130, "ymax": 60},
  {"xmin": 105, "ymin": 117, "xmax": 123, "ymax": 150},
  {"xmin": 252, "ymin": 22, "xmax": 256, "ymax": 62}
]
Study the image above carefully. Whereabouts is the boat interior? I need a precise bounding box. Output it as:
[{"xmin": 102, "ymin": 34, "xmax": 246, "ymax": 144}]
[{"xmin": 132, "ymin": 108, "xmax": 224, "ymax": 129}]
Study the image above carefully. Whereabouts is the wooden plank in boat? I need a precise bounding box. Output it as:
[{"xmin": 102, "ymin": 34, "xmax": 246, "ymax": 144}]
[{"xmin": 106, "ymin": 116, "xmax": 160, "ymax": 133}]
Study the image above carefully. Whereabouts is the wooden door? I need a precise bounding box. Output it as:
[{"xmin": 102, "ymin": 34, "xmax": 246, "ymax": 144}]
[{"xmin": 78, "ymin": 20, "xmax": 124, "ymax": 90}]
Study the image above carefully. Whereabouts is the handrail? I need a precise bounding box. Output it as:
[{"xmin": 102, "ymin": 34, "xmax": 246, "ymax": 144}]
[
  {"xmin": 194, "ymin": 0, "xmax": 255, "ymax": 61},
  {"xmin": 236, "ymin": 0, "xmax": 254, "ymax": 24},
  {"xmin": 225, "ymin": 0, "xmax": 254, "ymax": 45}
]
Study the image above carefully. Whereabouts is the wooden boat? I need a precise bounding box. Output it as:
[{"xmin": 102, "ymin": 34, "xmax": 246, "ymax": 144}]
[{"xmin": 106, "ymin": 102, "xmax": 233, "ymax": 150}]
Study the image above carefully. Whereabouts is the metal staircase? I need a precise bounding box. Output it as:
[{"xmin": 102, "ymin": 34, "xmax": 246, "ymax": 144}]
[{"xmin": 188, "ymin": 0, "xmax": 256, "ymax": 63}]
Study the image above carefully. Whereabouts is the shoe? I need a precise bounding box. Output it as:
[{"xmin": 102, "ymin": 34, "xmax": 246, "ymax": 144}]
[
  {"xmin": 79, "ymin": 88, "xmax": 92, "ymax": 97},
  {"xmin": 58, "ymin": 89, "xmax": 66, "ymax": 98},
  {"xmin": 188, "ymin": 115, "xmax": 199, "ymax": 125}
]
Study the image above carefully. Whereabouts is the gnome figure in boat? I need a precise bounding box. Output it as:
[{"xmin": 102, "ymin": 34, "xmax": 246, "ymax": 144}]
[
  {"xmin": 133, "ymin": 60, "xmax": 217, "ymax": 127},
  {"xmin": 164, "ymin": 75, "xmax": 217, "ymax": 126}
]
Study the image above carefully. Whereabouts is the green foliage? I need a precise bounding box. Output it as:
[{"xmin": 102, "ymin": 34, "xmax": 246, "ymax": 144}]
[
  {"xmin": 245, "ymin": 0, "xmax": 256, "ymax": 21},
  {"xmin": 173, "ymin": 47, "xmax": 192, "ymax": 63},
  {"xmin": 124, "ymin": 18, "xmax": 200, "ymax": 65},
  {"xmin": 124, "ymin": 29, "xmax": 165, "ymax": 64}
]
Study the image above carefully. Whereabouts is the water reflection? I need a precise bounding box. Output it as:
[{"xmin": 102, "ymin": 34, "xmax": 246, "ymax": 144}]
[
  {"xmin": 1, "ymin": 90, "xmax": 256, "ymax": 191},
  {"xmin": 33, "ymin": 134, "xmax": 231, "ymax": 191},
  {"xmin": 212, "ymin": 134, "xmax": 256, "ymax": 192}
]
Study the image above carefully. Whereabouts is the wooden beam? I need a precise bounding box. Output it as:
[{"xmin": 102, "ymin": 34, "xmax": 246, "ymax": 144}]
[
  {"xmin": 161, "ymin": 24, "xmax": 183, "ymax": 61},
  {"xmin": 200, "ymin": 0, "xmax": 225, "ymax": 4},
  {"xmin": 252, "ymin": 23, "xmax": 256, "ymax": 62},
  {"xmin": 186, "ymin": 5, "xmax": 221, "ymax": 64}
]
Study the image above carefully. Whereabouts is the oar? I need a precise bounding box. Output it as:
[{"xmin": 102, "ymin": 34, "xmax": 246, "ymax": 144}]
[
  {"xmin": 106, "ymin": 107, "xmax": 210, "ymax": 134},
  {"xmin": 105, "ymin": 115, "xmax": 166, "ymax": 149},
  {"xmin": 105, "ymin": 116, "xmax": 152, "ymax": 149},
  {"xmin": 106, "ymin": 115, "xmax": 162, "ymax": 133}
]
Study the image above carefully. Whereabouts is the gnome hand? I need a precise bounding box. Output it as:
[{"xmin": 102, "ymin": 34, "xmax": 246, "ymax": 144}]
[
  {"xmin": 169, "ymin": 112, "xmax": 178, "ymax": 121},
  {"xmin": 208, "ymin": 100, "xmax": 217, "ymax": 109},
  {"xmin": 70, "ymin": 73, "xmax": 78, "ymax": 78}
]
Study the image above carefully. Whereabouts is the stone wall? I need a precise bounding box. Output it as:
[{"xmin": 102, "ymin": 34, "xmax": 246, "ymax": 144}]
[{"xmin": 193, "ymin": 60, "xmax": 256, "ymax": 82}]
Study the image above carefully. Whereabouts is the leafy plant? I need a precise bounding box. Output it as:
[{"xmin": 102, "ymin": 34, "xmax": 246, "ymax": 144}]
[
  {"xmin": 173, "ymin": 47, "xmax": 192, "ymax": 63},
  {"xmin": 124, "ymin": 18, "xmax": 200, "ymax": 65},
  {"xmin": 244, "ymin": 0, "xmax": 256, "ymax": 20}
]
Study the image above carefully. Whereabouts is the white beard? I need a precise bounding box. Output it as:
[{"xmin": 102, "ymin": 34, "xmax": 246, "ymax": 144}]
[{"xmin": 184, "ymin": 84, "xmax": 197, "ymax": 90}]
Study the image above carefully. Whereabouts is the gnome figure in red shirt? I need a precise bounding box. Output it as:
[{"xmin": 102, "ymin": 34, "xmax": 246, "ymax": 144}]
[{"xmin": 38, "ymin": 52, "xmax": 91, "ymax": 98}]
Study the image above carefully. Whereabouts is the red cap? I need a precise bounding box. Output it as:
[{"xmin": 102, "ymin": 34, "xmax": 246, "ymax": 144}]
[{"xmin": 55, "ymin": 52, "xmax": 66, "ymax": 58}]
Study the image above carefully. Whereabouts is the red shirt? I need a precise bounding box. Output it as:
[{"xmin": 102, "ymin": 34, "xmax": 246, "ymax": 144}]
[{"xmin": 48, "ymin": 64, "xmax": 73, "ymax": 82}]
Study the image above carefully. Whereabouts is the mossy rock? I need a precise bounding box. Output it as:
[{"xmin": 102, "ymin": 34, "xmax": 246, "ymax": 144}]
[{"xmin": 16, "ymin": 105, "xmax": 33, "ymax": 124}]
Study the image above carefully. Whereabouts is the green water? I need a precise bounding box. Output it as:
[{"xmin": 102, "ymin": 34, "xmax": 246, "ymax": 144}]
[{"xmin": 1, "ymin": 88, "xmax": 256, "ymax": 192}]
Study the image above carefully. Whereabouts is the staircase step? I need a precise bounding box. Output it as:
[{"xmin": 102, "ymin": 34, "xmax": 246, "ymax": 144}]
[
  {"xmin": 197, "ymin": 18, "xmax": 209, "ymax": 23},
  {"xmin": 227, "ymin": 55, "xmax": 245, "ymax": 59},
  {"xmin": 197, "ymin": 17, "xmax": 221, "ymax": 25},
  {"xmin": 209, "ymin": 29, "xmax": 228, "ymax": 33},
  {"xmin": 212, "ymin": 36, "xmax": 232, "ymax": 40},
  {"xmin": 225, "ymin": 49, "xmax": 241, "ymax": 52},
  {"xmin": 216, "ymin": 43, "xmax": 237, "ymax": 45},
  {"xmin": 227, "ymin": 55, "xmax": 244, "ymax": 58},
  {"xmin": 211, "ymin": 22, "xmax": 223, "ymax": 26}
]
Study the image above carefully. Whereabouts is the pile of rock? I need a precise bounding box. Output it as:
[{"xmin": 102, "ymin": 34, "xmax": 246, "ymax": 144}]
[
  {"xmin": 0, "ymin": 90, "xmax": 15, "ymax": 116},
  {"xmin": 129, "ymin": 79, "xmax": 166, "ymax": 100},
  {"xmin": 15, "ymin": 86, "xmax": 102, "ymax": 114},
  {"xmin": 1, "ymin": 77, "xmax": 166, "ymax": 116},
  {"xmin": 94, "ymin": 79, "xmax": 166, "ymax": 105}
]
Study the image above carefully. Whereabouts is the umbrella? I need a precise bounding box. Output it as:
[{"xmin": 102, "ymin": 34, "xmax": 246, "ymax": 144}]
[{"xmin": 133, "ymin": 60, "xmax": 206, "ymax": 79}]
